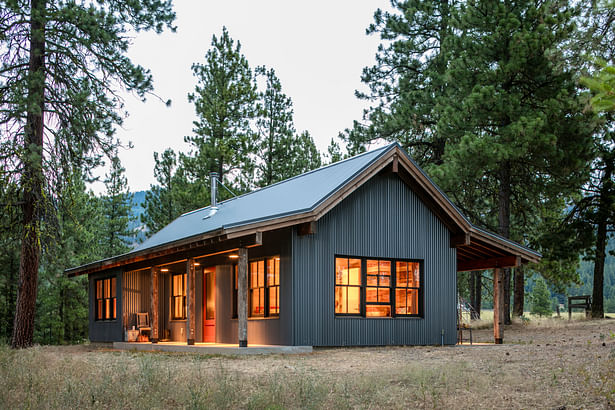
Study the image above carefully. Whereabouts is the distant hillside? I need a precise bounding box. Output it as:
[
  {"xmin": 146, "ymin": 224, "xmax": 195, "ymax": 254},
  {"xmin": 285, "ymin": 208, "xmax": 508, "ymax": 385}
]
[{"xmin": 128, "ymin": 190, "xmax": 148, "ymax": 245}]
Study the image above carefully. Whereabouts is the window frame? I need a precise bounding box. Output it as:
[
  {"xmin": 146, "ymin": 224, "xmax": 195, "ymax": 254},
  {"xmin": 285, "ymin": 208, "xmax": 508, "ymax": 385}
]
[
  {"xmin": 95, "ymin": 276, "xmax": 117, "ymax": 321},
  {"xmin": 334, "ymin": 255, "xmax": 424, "ymax": 319},
  {"xmin": 233, "ymin": 256, "xmax": 281, "ymax": 319},
  {"xmin": 171, "ymin": 272, "xmax": 187, "ymax": 320}
]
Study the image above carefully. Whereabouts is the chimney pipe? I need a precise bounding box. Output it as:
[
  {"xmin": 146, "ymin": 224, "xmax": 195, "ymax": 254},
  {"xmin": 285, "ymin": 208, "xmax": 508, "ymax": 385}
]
[{"xmin": 210, "ymin": 172, "xmax": 218, "ymax": 209}]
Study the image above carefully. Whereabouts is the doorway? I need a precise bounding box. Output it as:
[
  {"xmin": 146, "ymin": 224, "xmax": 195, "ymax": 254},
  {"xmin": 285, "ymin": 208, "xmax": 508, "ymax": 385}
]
[{"xmin": 203, "ymin": 268, "xmax": 216, "ymax": 342}]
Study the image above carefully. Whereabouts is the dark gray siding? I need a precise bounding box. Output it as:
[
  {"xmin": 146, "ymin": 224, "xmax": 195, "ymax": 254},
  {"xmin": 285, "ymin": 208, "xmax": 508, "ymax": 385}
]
[
  {"xmin": 89, "ymin": 270, "xmax": 123, "ymax": 342},
  {"xmin": 292, "ymin": 172, "xmax": 457, "ymax": 346},
  {"xmin": 216, "ymin": 228, "xmax": 293, "ymax": 346}
]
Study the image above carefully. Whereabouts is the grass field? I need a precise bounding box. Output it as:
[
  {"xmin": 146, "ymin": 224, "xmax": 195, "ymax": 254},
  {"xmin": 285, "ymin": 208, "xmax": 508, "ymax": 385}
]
[{"xmin": 1, "ymin": 317, "xmax": 614, "ymax": 409}]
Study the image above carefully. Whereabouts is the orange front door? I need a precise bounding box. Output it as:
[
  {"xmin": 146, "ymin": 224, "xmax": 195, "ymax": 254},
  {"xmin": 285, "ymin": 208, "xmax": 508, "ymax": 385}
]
[{"xmin": 203, "ymin": 269, "xmax": 216, "ymax": 343}]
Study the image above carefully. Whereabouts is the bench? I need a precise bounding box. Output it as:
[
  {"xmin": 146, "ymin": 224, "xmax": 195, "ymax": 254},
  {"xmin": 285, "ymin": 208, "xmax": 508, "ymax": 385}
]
[{"xmin": 568, "ymin": 295, "xmax": 591, "ymax": 320}]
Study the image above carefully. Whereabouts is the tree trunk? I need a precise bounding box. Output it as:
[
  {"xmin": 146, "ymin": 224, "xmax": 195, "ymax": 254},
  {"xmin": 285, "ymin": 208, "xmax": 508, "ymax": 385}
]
[
  {"xmin": 592, "ymin": 219, "xmax": 606, "ymax": 319},
  {"xmin": 513, "ymin": 266, "xmax": 524, "ymax": 317},
  {"xmin": 591, "ymin": 157, "xmax": 613, "ymax": 319},
  {"xmin": 12, "ymin": 0, "xmax": 46, "ymax": 349},
  {"xmin": 469, "ymin": 271, "xmax": 482, "ymax": 320},
  {"xmin": 498, "ymin": 164, "xmax": 512, "ymax": 325}
]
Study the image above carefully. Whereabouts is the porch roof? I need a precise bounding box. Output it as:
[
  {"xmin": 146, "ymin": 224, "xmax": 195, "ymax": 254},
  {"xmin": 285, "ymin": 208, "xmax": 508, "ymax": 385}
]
[{"xmin": 66, "ymin": 143, "xmax": 540, "ymax": 277}]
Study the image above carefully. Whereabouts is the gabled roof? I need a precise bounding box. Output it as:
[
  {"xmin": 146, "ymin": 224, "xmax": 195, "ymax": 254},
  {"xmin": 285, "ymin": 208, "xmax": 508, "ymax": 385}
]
[{"xmin": 66, "ymin": 143, "xmax": 540, "ymax": 276}]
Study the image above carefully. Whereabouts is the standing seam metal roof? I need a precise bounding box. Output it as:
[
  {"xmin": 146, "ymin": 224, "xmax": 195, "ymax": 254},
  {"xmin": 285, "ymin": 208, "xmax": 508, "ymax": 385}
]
[{"xmin": 133, "ymin": 144, "xmax": 393, "ymax": 252}]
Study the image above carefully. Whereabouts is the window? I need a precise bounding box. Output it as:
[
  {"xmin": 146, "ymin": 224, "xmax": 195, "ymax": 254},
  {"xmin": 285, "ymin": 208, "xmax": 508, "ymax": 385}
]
[
  {"xmin": 238, "ymin": 256, "xmax": 280, "ymax": 318},
  {"xmin": 249, "ymin": 260, "xmax": 265, "ymax": 317},
  {"xmin": 267, "ymin": 258, "xmax": 280, "ymax": 316},
  {"xmin": 395, "ymin": 261, "xmax": 420, "ymax": 315},
  {"xmin": 172, "ymin": 273, "xmax": 186, "ymax": 320},
  {"xmin": 365, "ymin": 259, "xmax": 391, "ymax": 317},
  {"xmin": 334, "ymin": 256, "xmax": 423, "ymax": 318},
  {"xmin": 95, "ymin": 277, "xmax": 116, "ymax": 321},
  {"xmin": 335, "ymin": 257, "xmax": 361, "ymax": 314}
]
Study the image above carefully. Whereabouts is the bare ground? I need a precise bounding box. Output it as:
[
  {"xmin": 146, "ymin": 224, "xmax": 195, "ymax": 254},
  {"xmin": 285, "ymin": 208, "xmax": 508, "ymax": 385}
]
[{"xmin": 1, "ymin": 318, "xmax": 615, "ymax": 409}]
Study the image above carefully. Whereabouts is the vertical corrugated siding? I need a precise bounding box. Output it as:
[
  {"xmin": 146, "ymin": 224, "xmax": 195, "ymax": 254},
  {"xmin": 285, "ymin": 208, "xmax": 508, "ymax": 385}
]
[
  {"xmin": 122, "ymin": 270, "xmax": 150, "ymax": 330},
  {"xmin": 293, "ymin": 172, "xmax": 457, "ymax": 346}
]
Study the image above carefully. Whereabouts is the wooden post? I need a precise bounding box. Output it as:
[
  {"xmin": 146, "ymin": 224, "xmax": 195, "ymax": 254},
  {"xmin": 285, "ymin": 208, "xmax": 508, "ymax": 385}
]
[
  {"xmin": 238, "ymin": 247, "xmax": 248, "ymax": 347},
  {"xmin": 493, "ymin": 268, "xmax": 503, "ymax": 344},
  {"xmin": 150, "ymin": 267, "xmax": 159, "ymax": 343},
  {"xmin": 186, "ymin": 258, "xmax": 196, "ymax": 345}
]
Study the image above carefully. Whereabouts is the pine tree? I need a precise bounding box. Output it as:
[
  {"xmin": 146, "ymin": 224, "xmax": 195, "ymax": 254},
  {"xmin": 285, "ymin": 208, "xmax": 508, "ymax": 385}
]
[
  {"xmin": 288, "ymin": 131, "xmax": 322, "ymax": 176},
  {"xmin": 101, "ymin": 155, "xmax": 134, "ymax": 256},
  {"xmin": 184, "ymin": 27, "xmax": 258, "ymax": 190},
  {"xmin": 254, "ymin": 66, "xmax": 296, "ymax": 187},
  {"xmin": 37, "ymin": 170, "xmax": 103, "ymax": 344},
  {"xmin": 141, "ymin": 149, "xmax": 203, "ymax": 237},
  {"xmin": 530, "ymin": 277, "xmax": 553, "ymax": 317},
  {"xmin": 0, "ymin": 0, "xmax": 175, "ymax": 347},
  {"xmin": 344, "ymin": 0, "xmax": 457, "ymax": 167},
  {"xmin": 326, "ymin": 138, "xmax": 345, "ymax": 164},
  {"xmin": 434, "ymin": 0, "xmax": 595, "ymax": 323}
]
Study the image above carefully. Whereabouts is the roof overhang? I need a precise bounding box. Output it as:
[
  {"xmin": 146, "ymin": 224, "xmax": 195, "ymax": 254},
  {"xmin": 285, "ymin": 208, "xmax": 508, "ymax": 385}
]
[{"xmin": 66, "ymin": 144, "xmax": 540, "ymax": 277}]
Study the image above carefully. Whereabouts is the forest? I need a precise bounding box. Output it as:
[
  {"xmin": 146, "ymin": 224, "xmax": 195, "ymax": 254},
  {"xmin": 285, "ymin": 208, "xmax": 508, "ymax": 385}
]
[{"xmin": 0, "ymin": 0, "xmax": 614, "ymax": 347}]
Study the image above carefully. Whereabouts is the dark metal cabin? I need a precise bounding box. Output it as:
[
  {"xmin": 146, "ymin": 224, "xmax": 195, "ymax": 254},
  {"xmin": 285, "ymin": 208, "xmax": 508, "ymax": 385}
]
[{"xmin": 67, "ymin": 143, "xmax": 541, "ymax": 347}]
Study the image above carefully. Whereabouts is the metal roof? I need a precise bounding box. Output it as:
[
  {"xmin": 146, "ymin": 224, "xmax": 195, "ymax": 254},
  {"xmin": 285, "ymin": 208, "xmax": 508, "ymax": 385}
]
[{"xmin": 133, "ymin": 144, "xmax": 393, "ymax": 253}]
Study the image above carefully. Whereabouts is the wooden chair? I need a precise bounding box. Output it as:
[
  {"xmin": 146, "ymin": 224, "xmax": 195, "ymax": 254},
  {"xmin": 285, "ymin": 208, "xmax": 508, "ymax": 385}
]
[{"xmin": 136, "ymin": 312, "xmax": 151, "ymax": 341}]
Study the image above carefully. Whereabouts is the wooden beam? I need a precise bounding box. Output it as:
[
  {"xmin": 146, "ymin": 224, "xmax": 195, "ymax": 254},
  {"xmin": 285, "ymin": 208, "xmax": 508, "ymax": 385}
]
[
  {"xmin": 392, "ymin": 154, "xmax": 399, "ymax": 173},
  {"xmin": 237, "ymin": 247, "xmax": 248, "ymax": 347},
  {"xmin": 457, "ymin": 255, "xmax": 520, "ymax": 272},
  {"xmin": 150, "ymin": 267, "xmax": 159, "ymax": 343},
  {"xmin": 186, "ymin": 258, "xmax": 196, "ymax": 345},
  {"xmin": 450, "ymin": 233, "xmax": 471, "ymax": 248},
  {"xmin": 493, "ymin": 268, "xmax": 503, "ymax": 344},
  {"xmin": 67, "ymin": 232, "xmax": 262, "ymax": 277},
  {"xmin": 297, "ymin": 221, "xmax": 317, "ymax": 236}
]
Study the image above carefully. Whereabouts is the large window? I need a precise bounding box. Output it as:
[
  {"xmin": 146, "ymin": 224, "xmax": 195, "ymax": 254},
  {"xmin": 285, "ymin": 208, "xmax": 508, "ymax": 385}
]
[
  {"xmin": 334, "ymin": 256, "xmax": 423, "ymax": 318},
  {"xmin": 172, "ymin": 273, "xmax": 187, "ymax": 320},
  {"xmin": 267, "ymin": 258, "xmax": 280, "ymax": 316},
  {"xmin": 95, "ymin": 277, "xmax": 116, "ymax": 321}
]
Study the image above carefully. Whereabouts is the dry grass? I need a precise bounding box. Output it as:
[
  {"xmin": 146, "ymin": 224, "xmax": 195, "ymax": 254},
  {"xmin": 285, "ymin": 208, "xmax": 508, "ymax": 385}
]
[{"xmin": 1, "ymin": 318, "xmax": 615, "ymax": 409}]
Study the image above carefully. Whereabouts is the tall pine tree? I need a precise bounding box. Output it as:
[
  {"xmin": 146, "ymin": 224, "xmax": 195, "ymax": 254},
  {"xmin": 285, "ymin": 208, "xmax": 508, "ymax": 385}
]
[
  {"xmin": 184, "ymin": 27, "xmax": 258, "ymax": 191},
  {"xmin": 0, "ymin": 0, "xmax": 175, "ymax": 348},
  {"xmin": 100, "ymin": 155, "xmax": 134, "ymax": 256}
]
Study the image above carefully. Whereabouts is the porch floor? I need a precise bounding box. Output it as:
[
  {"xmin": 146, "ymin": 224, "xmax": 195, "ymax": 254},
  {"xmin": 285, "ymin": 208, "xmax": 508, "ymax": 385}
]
[{"xmin": 113, "ymin": 341, "xmax": 313, "ymax": 355}]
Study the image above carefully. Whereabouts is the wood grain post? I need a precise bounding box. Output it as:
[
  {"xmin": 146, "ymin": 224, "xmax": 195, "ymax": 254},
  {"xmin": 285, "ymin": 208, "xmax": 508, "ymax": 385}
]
[
  {"xmin": 150, "ymin": 267, "xmax": 159, "ymax": 343},
  {"xmin": 187, "ymin": 258, "xmax": 196, "ymax": 345},
  {"xmin": 238, "ymin": 247, "xmax": 248, "ymax": 347},
  {"xmin": 493, "ymin": 267, "xmax": 503, "ymax": 344}
]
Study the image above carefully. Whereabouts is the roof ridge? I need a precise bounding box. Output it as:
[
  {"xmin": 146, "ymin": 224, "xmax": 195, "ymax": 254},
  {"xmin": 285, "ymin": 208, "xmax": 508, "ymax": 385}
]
[{"xmin": 179, "ymin": 142, "xmax": 396, "ymax": 218}]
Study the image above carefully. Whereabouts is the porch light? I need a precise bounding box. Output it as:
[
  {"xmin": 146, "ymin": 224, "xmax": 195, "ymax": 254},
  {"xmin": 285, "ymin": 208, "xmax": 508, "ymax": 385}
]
[
  {"xmin": 194, "ymin": 262, "xmax": 200, "ymax": 266},
  {"xmin": 228, "ymin": 254, "xmax": 239, "ymax": 259},
  {"xmin": 160, "ymin": 268, "xmax": 169, "ymax": 272}
]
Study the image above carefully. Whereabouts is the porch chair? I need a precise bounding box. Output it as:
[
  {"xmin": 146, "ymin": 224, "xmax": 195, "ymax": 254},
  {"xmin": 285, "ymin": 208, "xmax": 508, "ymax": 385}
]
[{"xmin": 136, "ymin": 312, "xmax": 151, "ymax": 341}]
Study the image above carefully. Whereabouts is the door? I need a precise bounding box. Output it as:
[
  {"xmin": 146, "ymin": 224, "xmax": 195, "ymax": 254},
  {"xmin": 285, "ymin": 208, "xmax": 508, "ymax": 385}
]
[{"xmin": 203, "ymin": 268, "xmax": 216, "ymax": 342}]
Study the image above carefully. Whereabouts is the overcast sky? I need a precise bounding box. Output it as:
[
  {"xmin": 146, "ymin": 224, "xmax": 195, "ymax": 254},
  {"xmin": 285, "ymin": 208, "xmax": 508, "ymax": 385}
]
[{"xmin": 92, "ymin": 1, "xmax": 391, "ymax": 194}]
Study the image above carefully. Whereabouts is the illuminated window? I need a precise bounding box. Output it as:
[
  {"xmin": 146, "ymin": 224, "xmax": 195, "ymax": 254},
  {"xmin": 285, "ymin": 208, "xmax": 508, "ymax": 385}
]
[
  {"xmin": 395, "ymin": 261, "xmax": 421, "ymax": 315},
  {"xmin": 249, "ymin": 260, "xmax": 265, "ymax": 317},
  {"xmin": 365, "ymin": 259, "xmax": 391, "ymax": 317},
  {"xmin": 95, "ymin": 277, "xmax": 116, "ymax": 321},
  {"xmin": 334, "ymin": 256, "xmax": 423, "ymax": 318},
  {"xmin": 172, "ymin": 273, "xmax": 186, "ymax": 320},
  {"xmin": 335, "ymin": 257, "xmax": 362, "ymax": 314},
  {"xmin": 267, "ymin": 258, "xmax": 280, "ymax": 316},
  {"xmin": 241, "ymin": 257, "xmax": 281, "ymax": 318}
]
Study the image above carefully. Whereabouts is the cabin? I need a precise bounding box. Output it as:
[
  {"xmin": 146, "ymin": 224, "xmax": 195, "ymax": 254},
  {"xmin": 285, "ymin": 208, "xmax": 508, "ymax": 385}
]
[{"xmin": 66, "ymin": 143, "xmax": 540, "ymax": 347}]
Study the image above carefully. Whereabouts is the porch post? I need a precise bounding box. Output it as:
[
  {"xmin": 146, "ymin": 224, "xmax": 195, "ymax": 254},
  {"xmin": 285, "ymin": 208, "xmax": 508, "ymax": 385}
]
[
  {"xmin": 493, "ymin": 267, "xmax": 503, "ymax": 344},
  {"xmin": 186, "ymin": 258, "xmax": 196, "ymax": 345},
  {"xmin": 238, "ymin": 247, "xmax": 248, "ymax": 347},
  {"xmin": 150, "ymin": 267, "xmax": 159, "ymax": 343}
]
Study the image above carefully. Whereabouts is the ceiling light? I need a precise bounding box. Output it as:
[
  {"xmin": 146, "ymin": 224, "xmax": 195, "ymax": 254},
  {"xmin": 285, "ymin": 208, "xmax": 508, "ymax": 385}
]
[
  {"xmin": 228, "ymin": 254, "xmax": 239, "ymax": 259},
  {"xmin": 160, "ymin": 268, "xmax": 169, "ymax": 272}
]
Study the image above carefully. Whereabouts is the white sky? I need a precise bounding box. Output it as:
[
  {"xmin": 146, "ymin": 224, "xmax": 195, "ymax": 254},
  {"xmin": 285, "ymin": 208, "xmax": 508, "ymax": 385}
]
[{"xmin": 91, "ymin": 1, "xmax": 391, "ymax": 194}]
